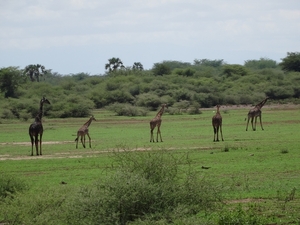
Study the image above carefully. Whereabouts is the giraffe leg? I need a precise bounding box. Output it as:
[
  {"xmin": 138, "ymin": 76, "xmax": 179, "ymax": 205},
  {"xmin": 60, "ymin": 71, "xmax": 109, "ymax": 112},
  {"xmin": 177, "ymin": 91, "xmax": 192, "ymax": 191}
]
[
  {"xmin": 87, "ymin": 133, "xmax": 92, "ymax": 148},
  {"xmin": 250, "ymin": 118, "xmax": 255, "ymax": 131},
  {"xmin": 39, "ymin": 133, "xmax": 43, "ymax": 156},
  {"xmin": 30, "ymin": 135, "xmax": 34, "ymax": 156},
  {"xmin": 220, "ymin": 125, "xmax": 224, "ymax": 141},
  {"xmin": 259, "ymin": 115, "xmax": 264, "ymax": 130},
  {"xmin": 35, "ymin": 135, "xmax": 39, "ymax": 156},
  {"xmin": 157, "ymin": 125, "xmax": 162, "ymax": 142},
  {"xmin": 246, "ymin": 117, "xmax": 250, "ymax": 131},
  {"xmin": 213, "ymin": 127, "xmax": 217, "ymax": 142},
  {"xmin": 80, "ymin": 136, "xmax": 85, "ymax": 148},
  {"xmin": 83, "ymin": 136, "xmax": 86, "ymax": 148},
  {"xmin": 75, "ymin": 137, "xmax": 79, "ymax": 149},
  {"xmin": 254, "ymin": 117, "xmax": 258, "ymax": 131},
  {"xmin": 150, "ymin": 129, "xmax": 154, "ymax": 142},
  {"xmin": 216, "ymin": 127, "xmax": 219, "ymax": 142}
]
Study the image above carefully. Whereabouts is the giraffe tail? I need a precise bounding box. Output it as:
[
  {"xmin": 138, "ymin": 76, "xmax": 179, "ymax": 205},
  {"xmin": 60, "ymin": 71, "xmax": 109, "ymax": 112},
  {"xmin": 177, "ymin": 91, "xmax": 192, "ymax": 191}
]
[{"xmin": 75, "ymin": 138, "xmax": 78, "ymax": 142}]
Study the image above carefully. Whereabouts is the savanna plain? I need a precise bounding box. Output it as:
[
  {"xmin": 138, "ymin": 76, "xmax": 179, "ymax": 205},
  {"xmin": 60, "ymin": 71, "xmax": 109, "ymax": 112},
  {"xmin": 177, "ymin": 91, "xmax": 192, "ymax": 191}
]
[{"xmin": 0, "ymin": 105, "xmax": 299, "ymax": 224}]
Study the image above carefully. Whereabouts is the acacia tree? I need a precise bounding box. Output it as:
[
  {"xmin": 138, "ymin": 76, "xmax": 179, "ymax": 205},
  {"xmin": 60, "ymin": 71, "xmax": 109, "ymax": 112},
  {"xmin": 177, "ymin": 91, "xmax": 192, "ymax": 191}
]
[
  {"xmin": 152, "ymin": 63, "xmax": 171, "ymax": 76},
  {"xmin": 279, "ymin": 52, "xmax": 300, "ymax": 72},
  {"xmin": 105, "ymin": 58, "xmax": 125, "ymax": 72},
  {"xmin": 0, "ymin": 67, "xmax": 22, "ymax": 98},
  {"xmin": 132, "ymin": 62, "xmax": 144, "ymax": 71},
  {"xmin": 193, "ymin": 59, "xmax": 224, "ymax": 67},
  {"xmin": 23, "ymin": 64, "xmax": 48, "ymax": 82}
]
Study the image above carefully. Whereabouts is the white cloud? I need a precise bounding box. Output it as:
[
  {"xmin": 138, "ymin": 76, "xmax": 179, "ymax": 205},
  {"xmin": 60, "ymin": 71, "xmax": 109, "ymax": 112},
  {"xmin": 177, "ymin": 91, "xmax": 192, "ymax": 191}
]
[{"xmin": 1, "ymin": 0, "xmax": 300, "ymax": 73}]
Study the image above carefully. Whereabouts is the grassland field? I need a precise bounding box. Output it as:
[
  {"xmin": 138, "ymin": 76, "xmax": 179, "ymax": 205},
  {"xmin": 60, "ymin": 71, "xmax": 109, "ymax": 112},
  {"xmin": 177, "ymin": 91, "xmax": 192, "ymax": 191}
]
[{"xmin": 0, "ymin": 104, "xmax": 300, "ymax": 222}]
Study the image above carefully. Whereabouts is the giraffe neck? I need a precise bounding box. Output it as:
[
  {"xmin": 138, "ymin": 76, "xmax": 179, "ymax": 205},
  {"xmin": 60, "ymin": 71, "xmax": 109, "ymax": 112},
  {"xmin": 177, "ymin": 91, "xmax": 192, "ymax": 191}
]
[
  {"xmin": 216, "ymin": 106, "xmax": 221, "ymax": 115},
  {"xmin": 156, "ymin": 105, "xmax": 165, "ymax": 118},
  {"xmin": 256, "ymin": 98, "xmax": 268, "ymax": 109},
  {"xmin": 37, "ymin": 101, "xmax": 44, "ymax": 120},
  {"xmin": 84, "ymin": 117, "xmax": 93, "ymax": 127}
]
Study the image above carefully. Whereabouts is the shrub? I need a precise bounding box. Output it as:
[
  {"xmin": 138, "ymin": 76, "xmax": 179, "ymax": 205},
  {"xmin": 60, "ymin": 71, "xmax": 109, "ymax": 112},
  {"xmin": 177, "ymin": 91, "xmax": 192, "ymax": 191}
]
[
  {"xmin": 106, "ymin": 103, "xmax": 148, "ymax": 116},
  {"xmin": 65, "ymin": 150, "xmax": 223, "ymax": 225},
  {"xmin": 218, "ymin": 204, "xmax": 269, "ymax": 225},
  {"xmin": 135, "ymin": 93, "xmax": 162, "ymax": 109},
  {"xmin": 0, "ymin": 174, "xmax": 28, "ymax": 199},
  {"xmin": 244, "ymin": 58, "xmax": 278, "ymax": 69},
  {"xmin": 223, "ymin": 64, "xmax": 249, "ymax": 77},
  {"xmin": 152, "ymin": 63, "xmax": 171, "ymax": 76},
  {"xmin": 279, "ymin": 52, "xmax": 300, "ymax": 72}
]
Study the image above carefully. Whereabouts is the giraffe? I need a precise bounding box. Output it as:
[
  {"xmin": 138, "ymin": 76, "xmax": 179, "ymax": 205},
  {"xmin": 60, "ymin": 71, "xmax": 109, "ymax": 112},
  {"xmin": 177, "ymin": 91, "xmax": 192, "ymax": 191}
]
[
  {"xmin": 75, "ymin": 115, "xmax": 96, "ymax": 148},
  {"xmin": 212, "ymin": 105, "xmax": 224, "ymax": 142},
  {"xmin": 150, "ymin": 104, "xmax": 168, "ymax": 142},
  {"xmin": 246, "ymin": 97, "xmax": 269, "ymax": 131},
  {"xmin": 29, "ymin": 97, "xmax": 51, "ymax": 156}
]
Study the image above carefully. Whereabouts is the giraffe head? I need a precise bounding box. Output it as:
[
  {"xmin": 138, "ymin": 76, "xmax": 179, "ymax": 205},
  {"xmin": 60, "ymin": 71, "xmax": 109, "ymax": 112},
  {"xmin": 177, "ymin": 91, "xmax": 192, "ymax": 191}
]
[
  {"xmin": 162, "ymin": 104, "xmax": 168, "ymax": 109},
  {"xmin": 41, "ymin": 97, "xmax": 51, "ymax": 105},
  {"xmin": 91, "ymin": 115, "xmax": 97, "ymax": 121}
]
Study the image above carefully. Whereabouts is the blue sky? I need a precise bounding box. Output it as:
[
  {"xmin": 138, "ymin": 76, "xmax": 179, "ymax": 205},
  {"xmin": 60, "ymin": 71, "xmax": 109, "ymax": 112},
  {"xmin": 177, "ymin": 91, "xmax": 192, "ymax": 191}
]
[{"xmin": 1, "ymin": 0, "xmax": 299, "ymax": 75}]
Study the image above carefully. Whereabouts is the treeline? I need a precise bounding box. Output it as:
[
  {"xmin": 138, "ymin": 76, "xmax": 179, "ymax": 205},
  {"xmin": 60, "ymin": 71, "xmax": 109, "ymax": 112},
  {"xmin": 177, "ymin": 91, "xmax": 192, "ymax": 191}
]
[{"xmin": 0, "ymin": 54, "xmax": 300, "ymax": 120}]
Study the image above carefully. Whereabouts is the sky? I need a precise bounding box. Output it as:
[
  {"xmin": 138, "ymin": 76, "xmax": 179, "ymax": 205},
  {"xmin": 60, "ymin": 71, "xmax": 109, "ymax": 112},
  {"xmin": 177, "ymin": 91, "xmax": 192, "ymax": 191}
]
[{"xmin": 1, "ymin": 0, "xmax": 299, "ymax": 75}]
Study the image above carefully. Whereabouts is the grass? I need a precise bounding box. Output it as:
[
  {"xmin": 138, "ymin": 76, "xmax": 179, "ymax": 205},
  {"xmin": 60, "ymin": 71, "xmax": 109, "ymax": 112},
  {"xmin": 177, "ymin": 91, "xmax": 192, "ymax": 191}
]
[{"xmin": 0, "ymin": 105, "xmax": 300, "ymax": 223}]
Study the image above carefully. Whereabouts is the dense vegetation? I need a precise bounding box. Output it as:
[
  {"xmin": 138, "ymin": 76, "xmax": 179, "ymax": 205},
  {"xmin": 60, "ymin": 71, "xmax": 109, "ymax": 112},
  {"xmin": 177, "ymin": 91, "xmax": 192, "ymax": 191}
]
[{"xmin": 1, "ymin": 53, "xmax": 300, "ymax": 120}]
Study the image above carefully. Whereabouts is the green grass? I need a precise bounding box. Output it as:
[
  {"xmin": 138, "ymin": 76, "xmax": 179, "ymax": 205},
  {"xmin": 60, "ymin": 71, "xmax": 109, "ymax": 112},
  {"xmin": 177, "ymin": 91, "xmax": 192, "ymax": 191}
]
[{"xmin": 0, "ymin": 106, "xmax": 300, "ymax": 224}]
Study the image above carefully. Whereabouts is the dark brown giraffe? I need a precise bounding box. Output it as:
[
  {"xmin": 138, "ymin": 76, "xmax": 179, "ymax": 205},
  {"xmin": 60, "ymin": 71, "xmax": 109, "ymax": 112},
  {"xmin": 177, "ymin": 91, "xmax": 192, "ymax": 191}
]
[
  {"xmin": 75, "ymin": 115, "xmax": 96, "ymax": 148},
  {"xmin": 29, "ymin": 97, "xmax": 51, "ymax": 156},
  {"xmin": 150, "ymin": 104, "xmax": 168, "ymax": 142},
  {"xmin": 246, "ymin": 97, "xmax": 269, "ymax": 131},
  {"xmin": 212, "ymin": 105, "xmax": 224, "ymax": 142}
]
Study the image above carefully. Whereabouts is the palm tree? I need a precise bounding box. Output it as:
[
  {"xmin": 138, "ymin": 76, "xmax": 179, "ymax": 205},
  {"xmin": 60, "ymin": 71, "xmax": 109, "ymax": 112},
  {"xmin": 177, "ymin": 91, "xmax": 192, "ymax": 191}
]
[
  {"xmin": 24, "ymin": 64, "xmax": 48, "ymax": 82},
  {"xmin": 105, "ymin": 58, "xmax": 125, "ymax": 72},
  {"xmin": 132, "ymin": 62, "xmax": 144, "ymax": 71}
]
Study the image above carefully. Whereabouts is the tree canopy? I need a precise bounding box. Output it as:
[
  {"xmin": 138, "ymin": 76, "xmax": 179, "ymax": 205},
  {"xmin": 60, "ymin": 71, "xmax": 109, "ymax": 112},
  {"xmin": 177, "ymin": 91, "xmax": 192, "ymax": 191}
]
[
  {"xmin": 279, "ymin": 52, "xmax": 300, "ymax": 72},
  {"xmin": 105, "ymin": 57, "xmax": 125, "ymax": 72}
]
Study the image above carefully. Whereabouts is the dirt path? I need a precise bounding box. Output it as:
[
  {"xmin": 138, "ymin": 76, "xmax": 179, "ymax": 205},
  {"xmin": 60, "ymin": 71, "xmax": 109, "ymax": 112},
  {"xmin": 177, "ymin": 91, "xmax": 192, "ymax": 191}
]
[{"xmin": 0, "ymin": 141, "xmax": 212, "ymax": 161}]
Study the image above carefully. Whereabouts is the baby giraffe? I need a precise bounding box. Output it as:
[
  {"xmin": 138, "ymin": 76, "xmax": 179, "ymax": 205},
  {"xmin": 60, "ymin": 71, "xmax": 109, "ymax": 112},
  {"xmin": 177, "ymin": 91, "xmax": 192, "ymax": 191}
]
[
  {"xmin": 212, "ymin": 105, "xmax": 224, "ymax": 142},
  {"xmin": 75, "ymin": 115, "xmax": 96, "ymax": 148},
  {"xmin": 150, "ymin": 104, "xmax": 168, "ymax": 142}
]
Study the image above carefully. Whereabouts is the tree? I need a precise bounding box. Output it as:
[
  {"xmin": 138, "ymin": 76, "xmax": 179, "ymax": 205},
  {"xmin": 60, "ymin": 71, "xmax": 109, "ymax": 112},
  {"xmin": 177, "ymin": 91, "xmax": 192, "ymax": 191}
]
[
  {"xmin": 0, "ymin": 67, "xmax": 22, "ymax": 98},
  {"xmin": 223, "ymin": 64, "xmax": 248, "ymax": 77},
  {"xmin": 23, "ymin": 64, "xmax": 49, "ymax": 82},
  {"xmin": 132, "ymin": 62, "xmax": 144, "ymax": 71},
  {"xmin": 194, "ymin": 59, "xmax": 224, "ymax": 67},
  {"xmin": 152, "ymin": 63, "xmax": 171, "ymax": 76},
  {"xmin": 244, "ymin": 58, "xmax": 277, "ymax": 69},
  {"xmin": 105, "ymin": 58, "xmax": 125, "ymax": 72},
  {"xmin": 279, "ymin": 52, "xmax": 300, "ymax": 72}
]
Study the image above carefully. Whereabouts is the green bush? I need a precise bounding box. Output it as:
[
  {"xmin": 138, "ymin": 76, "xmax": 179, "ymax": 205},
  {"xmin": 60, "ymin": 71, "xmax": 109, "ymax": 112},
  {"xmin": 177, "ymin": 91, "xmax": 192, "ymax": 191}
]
[
  {"xmin": 106, "ymin": 103, "xmax": 148, "ymax": 116},
  {"xmin": 223, "ymin": 64, "xmax": 249, "ymax": 77},
  {"xmin": 0, "ymin": 174, "xmax": 28, "ymax": 199},
  {"xmin": 244, "ymin": 58, "xmax": 277, "ymax": 69},
  {"xmin": 64, "ymin": 150, "xmax": 223, "ymax": 225},
  {"xmin": 217, "ymin": 204, "xmax": 269, "ymax": 225},
  {"xmin": 135, "ymin": 93, "xmax": 162, "ymax": 109}
]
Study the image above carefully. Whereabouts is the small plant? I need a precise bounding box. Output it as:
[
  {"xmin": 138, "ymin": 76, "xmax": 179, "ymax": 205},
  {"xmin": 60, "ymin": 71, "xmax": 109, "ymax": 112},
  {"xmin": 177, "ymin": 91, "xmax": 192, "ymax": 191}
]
[
  {"xmin": 222, "ymin": 145, "xmax": 229, "ymax": 152},
  {"xmin": 280, "ymin": 149, "xmax": 289, "ymax": 154}
]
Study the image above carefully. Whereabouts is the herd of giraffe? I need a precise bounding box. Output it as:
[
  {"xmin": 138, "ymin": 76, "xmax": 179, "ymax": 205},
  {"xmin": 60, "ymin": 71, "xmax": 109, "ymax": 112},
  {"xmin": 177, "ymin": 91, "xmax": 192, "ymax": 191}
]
[{"xmin": 28, "ymin": 97, "xmax": 269, "ymax": 155}]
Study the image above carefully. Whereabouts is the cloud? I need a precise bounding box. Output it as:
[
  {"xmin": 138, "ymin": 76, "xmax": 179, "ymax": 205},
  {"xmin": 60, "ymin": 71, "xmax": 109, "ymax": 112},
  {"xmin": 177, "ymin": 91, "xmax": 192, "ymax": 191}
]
[{"xmin": 1, "ymin": 0, "xmax": 299, "ymax": 73}]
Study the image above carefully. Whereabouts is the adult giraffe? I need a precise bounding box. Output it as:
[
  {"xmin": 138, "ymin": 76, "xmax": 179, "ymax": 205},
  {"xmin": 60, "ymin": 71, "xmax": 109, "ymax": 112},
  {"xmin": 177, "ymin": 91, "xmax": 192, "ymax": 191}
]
[
  {"xmin": 212, "ymin": 105, "xmax": 224, "ymax": 142},
  {"xmin": 150, "ymin": 104, "xmax": 168, "ymax": 142},
  {"xmin": 75, "ymin": 115, "xmax": 96, "ymax": 148},
  {"xmin": 29, "ymin": 97, "xmax": 51, "ymax": 156},
  {"xmin": 246, "ymin": 97, "xmax": 269, "ymax": 131}
]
